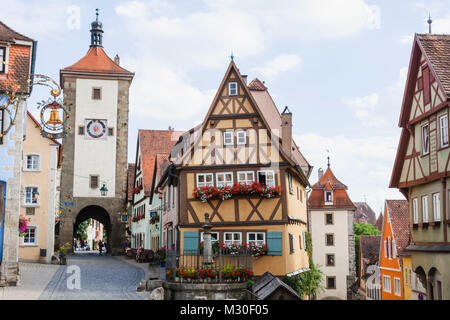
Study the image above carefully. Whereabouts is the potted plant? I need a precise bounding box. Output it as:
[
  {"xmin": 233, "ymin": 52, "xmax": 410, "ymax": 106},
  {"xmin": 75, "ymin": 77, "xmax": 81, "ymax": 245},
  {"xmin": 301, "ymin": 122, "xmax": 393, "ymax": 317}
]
[
  {"xmin": 58, "ymin": 242, "xmax": 71, "ymax": 265},
  {"xmin": 18, "ymin": 215, "xmax": 29, "ymax": 237}
]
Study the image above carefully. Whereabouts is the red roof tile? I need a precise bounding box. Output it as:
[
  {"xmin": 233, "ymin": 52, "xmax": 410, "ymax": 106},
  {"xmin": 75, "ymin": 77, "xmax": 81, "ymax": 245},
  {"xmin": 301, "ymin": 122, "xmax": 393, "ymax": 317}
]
[
  {"xmin": 417, "ymin": 34, "xmax": 450, "ymax": 96},
  {"xmin": 248, "ymin": 78, "xmax": 267, "ymax": 91},
  {"xmin": 359, "ymin": 235, "xmax": 381, "ymax": 276},
  {"xmin": 138, "ymin": 130, "xmax": 183, "ymax": 196},
  {"xmin": 309, "ymin": 168, "xmax": 356, "ymax": 209},
  {"xmin": 354, "ymin": 202, "xmax": 377, "ymax": 225},
  {"xmin": 0, "ymin": 21, "xmax": 33, "ymax": 42},
  {"xmin": 61, "ymin": 47, "xmax": 134, "ymax": 76},
  {"xmin": 375, "ymin": 213, "xmax": 383, "ymax": 231},
  {"xmin": 385, "ymin": 200, "xmax": 410, "ymax": 255},
  {"xmin": 127, "ymin": 163, "xmax": 136, "ymax": 202}
]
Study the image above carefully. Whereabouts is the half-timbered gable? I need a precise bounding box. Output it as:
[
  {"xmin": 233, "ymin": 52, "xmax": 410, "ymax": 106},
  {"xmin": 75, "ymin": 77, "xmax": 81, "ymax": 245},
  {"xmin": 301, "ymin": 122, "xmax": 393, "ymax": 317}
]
[
  {"xmin": 390, "ymin": 34, "xmax": 450, "ymax": 300},
  {"xmin": 176, "ymin": 60, "xmax": 312, "ymax": 277}
]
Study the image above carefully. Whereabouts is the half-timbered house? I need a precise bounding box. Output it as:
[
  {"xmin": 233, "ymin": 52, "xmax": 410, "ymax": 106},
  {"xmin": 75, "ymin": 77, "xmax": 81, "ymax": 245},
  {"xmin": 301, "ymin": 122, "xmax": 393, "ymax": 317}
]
[
  {"xmin": 390, "ymin": 33, "xmax": 450, "ymax": 299},
  {"xmin": 173, "ymin": 60, "xmax": 312, "ymax": 277}
]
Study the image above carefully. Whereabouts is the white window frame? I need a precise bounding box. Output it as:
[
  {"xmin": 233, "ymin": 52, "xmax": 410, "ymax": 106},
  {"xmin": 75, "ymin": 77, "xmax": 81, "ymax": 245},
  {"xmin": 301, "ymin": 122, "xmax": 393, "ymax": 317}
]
[
  {"xmin": 394, "ymin": 277, "xmax": 401, "ymax": 296},
  {"xmin": 439, "ymin": 114, "xmax": 449, "ymax": 147},
  {"xmin": 237, "ymin": 171, "xmax": 255, "ymax": 185},
  {"xmin": 24, "ymin": 153, "xmax": 40, "ymax": 171},
  {"xmin": 216, "ymin": 172, "xmax": 233, "ymax": 187},
  {"xmin": 247, "ymin": 232, "xmax": 265, "ymax": 246},
  {"xmin": 412, "ymin": 198, "xmax": 418, "ymax": 224},
  {"xmin": 421, "ymin": 124, "xmax": 430, "ymax": 155},
  {"xmin": 224, "ymin": 130, "xmax": 234, "ymax": 146},
  {"xmin": 236, "ymin": 130, "xmax": 246, "ymax": 145},
  {"xmin": 383, "ymin": 275, "xmax": 391, "ymax": 293},
  {"xmin": 392, "ymin": 239, "xmax": 396, "ymax": 258},
  {"xmin": 422, "ymin": 195, "xmax": 428, "ymax": 223},
  {"xmin": 325, "ymin": 190, "xmax": 333, "ymax": 204},
  {"xmin": 196, "ymin": 173, "xmax": 214, "ymax": 188},
  {"xmin": 201, "ymin": 231, "xmax": 219, "ymax": 243},
  {"xmin": 257, "ymin": 170, "xmax": 275, "ymax": 188},
  {"xmin": 224, "ymin": 232, "xmax": 242, "ymax": 247},
  {"xmin": 0, "ymin": 45, "xmax": 9, "ymax": 74},
  {"xmin": 23, "ymin": 186, "xmax": 39, "ymax": 206},
  {"xmin": 384, "ymin": 240, "xmax": 387, "ymax": 258},
  {"xmin": 288, "ymin": 173, "xmax": 293, "ymax": 194},
  {"xmin": 21, "ymin": 225, "xmax": 38, "ymax": 246},
  {"xmin": 228, "ymin": 82, "xmax": 238, "ymax": 96},
  {"xmin": 387, "ymin": 237, "xmax": 392, "ymax": 259},
  {"xmin": 433, "ymin": 193, "xmax": 441, "ymax": 222}
]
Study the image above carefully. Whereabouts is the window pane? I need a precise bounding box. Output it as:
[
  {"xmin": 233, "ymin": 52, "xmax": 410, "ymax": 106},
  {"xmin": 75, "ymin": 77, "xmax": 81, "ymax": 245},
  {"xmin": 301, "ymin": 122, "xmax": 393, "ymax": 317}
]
[
  {"xmin": 257, "ymin": 233, "xmax": 264, "ymax": 241},
  {"xmin": 225, "ymin": 233, "xmax": 232, "ymax": 241}
]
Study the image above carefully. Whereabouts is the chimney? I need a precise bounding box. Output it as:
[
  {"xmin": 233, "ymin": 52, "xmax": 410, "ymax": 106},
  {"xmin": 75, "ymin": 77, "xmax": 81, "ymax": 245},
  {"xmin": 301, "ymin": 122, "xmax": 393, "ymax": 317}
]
[
  {"xmin": 241, "ymin": 74, "xmax": 248, "ymax": 85},
  {"xmin": 318, "ymin": 168, "xmax": 323, "ymax": 180},
  {"xmin": 114, "ymin": 54, "xmax": 120, "ymax": 65},
  {"xmin": 281, "ymin": 106, "xmax": 292, "ymax": 158}
]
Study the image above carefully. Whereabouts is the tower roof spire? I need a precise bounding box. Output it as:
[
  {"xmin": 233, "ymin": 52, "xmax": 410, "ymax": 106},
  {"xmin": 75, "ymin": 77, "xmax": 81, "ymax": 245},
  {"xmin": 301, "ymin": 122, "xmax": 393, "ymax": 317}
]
[
  {"xmin": 327, "ymin": 149, "xmax": 330, "ymax": 168},
  {"xmin": 427, "ymin": 13, "xmax": 432, "ymax": 34},
  {"xmin": 90, "ymin": 8, "xmax": 104, "ymax": 48}
]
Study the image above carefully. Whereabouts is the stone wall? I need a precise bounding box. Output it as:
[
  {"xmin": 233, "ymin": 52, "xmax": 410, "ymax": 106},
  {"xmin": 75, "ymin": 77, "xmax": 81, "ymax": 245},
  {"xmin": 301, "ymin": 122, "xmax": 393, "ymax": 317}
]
[
  {"xmin": 0, "ymin": 99, "xmax": 25, "ymax": 286},
  {"xmin": 347, "ymin": 211, "xmax": 356, "ymax": 299},
  {"xmin": 163, "ymin": 281, "xmax": 250, "ymax": 300}
]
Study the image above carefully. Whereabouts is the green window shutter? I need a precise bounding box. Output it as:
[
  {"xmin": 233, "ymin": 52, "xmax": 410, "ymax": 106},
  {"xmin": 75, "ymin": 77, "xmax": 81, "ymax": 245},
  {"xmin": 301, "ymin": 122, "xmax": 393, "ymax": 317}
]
[
  {"xmin": 183, "ymin": 231, "xmax": 199, "ymax": 254},
  {"xmin": 267, "ymin": 231, "xmax": 282, "ymax": 255}
]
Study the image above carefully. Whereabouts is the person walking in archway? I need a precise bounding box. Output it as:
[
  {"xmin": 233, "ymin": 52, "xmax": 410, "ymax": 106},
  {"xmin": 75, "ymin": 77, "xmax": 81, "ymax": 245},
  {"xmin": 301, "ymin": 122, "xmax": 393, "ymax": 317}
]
[{"xmin": 98, "ymin": 240, "xmax": 103, "ymax": 255}]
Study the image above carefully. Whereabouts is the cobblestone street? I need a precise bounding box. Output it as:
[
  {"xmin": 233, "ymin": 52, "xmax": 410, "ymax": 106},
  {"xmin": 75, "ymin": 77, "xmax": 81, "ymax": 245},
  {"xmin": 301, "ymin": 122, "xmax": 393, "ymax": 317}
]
[{"xmin": 1, "ymin": 252, "xmax": 148, "ymax": 300}]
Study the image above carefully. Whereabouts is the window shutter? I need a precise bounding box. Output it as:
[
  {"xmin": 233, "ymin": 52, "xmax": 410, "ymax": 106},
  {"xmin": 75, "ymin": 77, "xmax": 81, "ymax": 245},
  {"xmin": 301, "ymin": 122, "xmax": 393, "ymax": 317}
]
[
  {"xmin": 183, "ymin": 231, "xmax": 199, "ymax": 254},
  {"xmin": 303, "ymin": 231, "xmax": 307, "ymax": 250},
  {"xmin": 267, "ymin": 231, "xmax": 282, "ymax": 255}
]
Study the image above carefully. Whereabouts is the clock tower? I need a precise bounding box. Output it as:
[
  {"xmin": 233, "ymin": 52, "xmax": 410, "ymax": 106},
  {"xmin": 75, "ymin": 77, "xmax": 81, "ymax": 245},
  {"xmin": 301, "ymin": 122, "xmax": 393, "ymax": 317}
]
[{"xmin": 58, "ymin": 11, "xmax": 134, "ymax": 254}]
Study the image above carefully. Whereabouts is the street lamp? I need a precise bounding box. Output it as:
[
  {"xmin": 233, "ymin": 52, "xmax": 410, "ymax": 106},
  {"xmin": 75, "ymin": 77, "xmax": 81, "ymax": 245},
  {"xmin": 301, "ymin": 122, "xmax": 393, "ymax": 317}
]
[{"xmin": 100, "ymin": 183, "xmax": 108, "ymax": 196}]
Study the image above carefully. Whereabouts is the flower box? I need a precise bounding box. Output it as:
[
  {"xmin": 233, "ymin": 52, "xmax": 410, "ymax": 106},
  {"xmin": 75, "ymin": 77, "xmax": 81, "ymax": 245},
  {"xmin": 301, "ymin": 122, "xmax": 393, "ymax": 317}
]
[{"xmin": 193, "ymin": 182, "xmax": 281, "ymax": 202}]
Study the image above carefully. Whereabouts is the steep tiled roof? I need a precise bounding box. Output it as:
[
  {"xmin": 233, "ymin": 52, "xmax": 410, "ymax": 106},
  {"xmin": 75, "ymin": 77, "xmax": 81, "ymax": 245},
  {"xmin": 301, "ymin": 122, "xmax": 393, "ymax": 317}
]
[
  {"xmin": 248, "ymin": 78, "xmax": 267, "ymax": 91},
  {"xmin": 138, "ymin": 130, "xmax": 183, "ymax": 196},
  {"xmin": 248, "ymin": 78, "xmax": 311, "ymax": 176},
  {"xmin": 354, "ymin": 202, "xmax": 377, "ymax": 225},
  {"xmin": 61, "ymin": 47, "xmax": 134, "ymax": 76},
  {"xmin": 309, "ymin": 168, "xmax": 356, "ymax": 209},
  {"xmin": 375, "ymin": 213, "xmax": 383, "ymax": 231},
  {"xmin": 417, "ymin": 34, "xmax": 450, "ymax": 96},
  {"xmin": 360, "ymin": 235, "xmax": 381, "ymax": 277},
  {"xmin": 127, "ymin": 163, "xmax": 136, "ymax": 202},
  {"xmin": 386, "ymin": 200, "xmax": 410, "ymax": 255},
  {"xmin": 253, "ymin": 272, "xmax": 301, "ymax": 300},
  {"xmin": 0, "ymin": 21, "xmax": 33, "ymax": 42}
]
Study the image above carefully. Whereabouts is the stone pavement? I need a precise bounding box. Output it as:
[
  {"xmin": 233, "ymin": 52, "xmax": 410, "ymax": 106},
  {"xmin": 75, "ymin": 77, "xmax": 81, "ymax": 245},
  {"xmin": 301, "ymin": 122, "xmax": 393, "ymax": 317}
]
[
  {"xmin": 38, "ymin": 251, "xmax": 148, "ymax": 300},
  {"xmin": 0, "ymin": 262, "xmax": 60, "ymax": 300}
]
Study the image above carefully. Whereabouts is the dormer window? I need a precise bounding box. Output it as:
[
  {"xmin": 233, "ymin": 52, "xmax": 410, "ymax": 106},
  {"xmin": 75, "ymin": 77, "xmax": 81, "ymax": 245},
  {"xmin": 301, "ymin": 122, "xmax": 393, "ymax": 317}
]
[
  {"xmin": 228, "ymin": 82, "xmax": 238, "ymax": 96},
  {"xmin": 325, "ymin": 191, "xmax": 333, "ymax": 205}
]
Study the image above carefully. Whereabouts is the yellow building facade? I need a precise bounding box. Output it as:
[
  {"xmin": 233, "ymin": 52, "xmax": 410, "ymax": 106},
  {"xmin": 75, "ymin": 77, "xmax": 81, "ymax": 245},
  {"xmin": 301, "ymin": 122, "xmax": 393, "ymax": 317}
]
[{"xmin": 174, "ymin": 61, "xmax": 312, "ymax": 277}]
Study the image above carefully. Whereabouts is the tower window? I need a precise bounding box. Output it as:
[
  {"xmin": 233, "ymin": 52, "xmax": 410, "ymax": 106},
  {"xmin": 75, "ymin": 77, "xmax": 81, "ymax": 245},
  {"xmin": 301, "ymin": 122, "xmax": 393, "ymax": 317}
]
[
  {"xmin": 90, "ymin": 175, "xmax": 99, "ymax": 188},
  {"xmin": 108, "ymin": 128, "xmax": 114, "ymax": 136},
  {"xmin": 228, "ymin": 82, "xmax": 238, "ymax": 96},
  {"xmin": 325, "ymin": 213, "xmax": 334, "ymax": 225},
  {"xmin": 326, "ymin": 254, "xmax": 335, "ymax": 266},
  {"xmin": 325, "ymin": 191, "xmax": 333, "ymax": 204},
  {"xmin": 92, "ymin": 88, "xmax": 102, "ymax": 100},
  {"xmin": 78, "ymin": 126, "xmax": 85, "ymax": 135}
]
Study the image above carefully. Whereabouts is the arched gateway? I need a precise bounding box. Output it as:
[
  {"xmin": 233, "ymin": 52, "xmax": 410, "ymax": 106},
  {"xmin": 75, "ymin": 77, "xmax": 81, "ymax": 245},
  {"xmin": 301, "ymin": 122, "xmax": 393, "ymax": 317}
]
[{"xmin": 56, "ymin": 12, "xmax": 134, "ymax": 255}]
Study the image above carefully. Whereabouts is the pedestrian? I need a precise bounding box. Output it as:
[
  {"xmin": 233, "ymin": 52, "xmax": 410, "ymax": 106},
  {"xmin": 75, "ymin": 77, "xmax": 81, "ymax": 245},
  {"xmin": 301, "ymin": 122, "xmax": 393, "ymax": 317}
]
[{"xmin": 98, "ymin": 240, "xmax": 103, "ymax": 255}]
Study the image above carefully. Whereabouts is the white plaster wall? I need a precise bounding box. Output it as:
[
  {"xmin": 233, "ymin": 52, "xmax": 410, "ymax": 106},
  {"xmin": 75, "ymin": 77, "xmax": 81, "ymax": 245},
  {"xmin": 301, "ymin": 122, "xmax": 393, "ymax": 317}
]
[
  {"xmin": 73, "ymin": 79, "xmax": 118, "ymax": 198},
  {"xmin": 310, "ymin": 209, "xmax": 351, "ymax": 300}
]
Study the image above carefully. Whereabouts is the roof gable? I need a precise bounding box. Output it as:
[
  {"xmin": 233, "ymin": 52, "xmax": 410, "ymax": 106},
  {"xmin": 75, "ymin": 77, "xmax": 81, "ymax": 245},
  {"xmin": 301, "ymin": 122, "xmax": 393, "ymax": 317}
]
[
  {"xmin": 137, "ymin": 130, "xmax": 183, "ymax": 196},
  {"xmin": 354, "ymin": 202, "xmax": 377, "ymax": 225},
  {"xmin": 61, "ymin": 47, "xmax": 134, "ymax": 77},
  {"xmin": 0, "ymin": 21, "xmax": 33, "ymax": 42},
  {"xmin": 385, "ymin": 200, "xmax": 410, "ymax": 255}
]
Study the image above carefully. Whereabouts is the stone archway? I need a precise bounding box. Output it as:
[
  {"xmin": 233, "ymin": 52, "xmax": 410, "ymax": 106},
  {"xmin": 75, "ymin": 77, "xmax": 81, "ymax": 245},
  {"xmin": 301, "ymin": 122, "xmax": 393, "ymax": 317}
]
[
  {"xmin": 428, "ymin": 267, "xmax": 443, "ymax": 300},
  {"xmin": 74, "ymin": 206, "xmax": 111, "ymax": 254}
]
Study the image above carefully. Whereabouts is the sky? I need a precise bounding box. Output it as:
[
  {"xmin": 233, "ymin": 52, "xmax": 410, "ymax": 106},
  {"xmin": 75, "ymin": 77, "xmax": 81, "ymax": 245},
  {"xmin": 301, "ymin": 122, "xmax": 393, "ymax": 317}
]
[{"xmin": 2, "ymin": 0, "xmax": 450, "ymax": 216}]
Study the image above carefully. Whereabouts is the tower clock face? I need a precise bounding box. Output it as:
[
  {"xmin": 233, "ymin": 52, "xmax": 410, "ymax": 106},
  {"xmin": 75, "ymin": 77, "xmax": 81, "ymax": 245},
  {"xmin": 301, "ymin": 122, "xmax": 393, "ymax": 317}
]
[{"xmin": 85, "ymin": 119, "xmax": 107, "ymax": 139}]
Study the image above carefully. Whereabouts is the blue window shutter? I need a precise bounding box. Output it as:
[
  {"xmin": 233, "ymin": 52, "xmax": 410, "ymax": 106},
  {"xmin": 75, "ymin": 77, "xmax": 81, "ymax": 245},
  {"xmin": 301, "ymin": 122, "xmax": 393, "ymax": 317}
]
[
  {"xmin": 183, "ymin": 231, "xmax": 199, "ymax": 254},
  {"xmin": 267, "ymin": 231, "xmax": 282, "ymax": 255}
]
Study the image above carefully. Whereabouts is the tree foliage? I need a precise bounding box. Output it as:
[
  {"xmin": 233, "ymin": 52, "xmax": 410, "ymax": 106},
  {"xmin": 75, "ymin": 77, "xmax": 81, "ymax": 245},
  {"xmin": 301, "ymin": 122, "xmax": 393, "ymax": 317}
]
[
  {"xmin": 75, "ymin": 219, "xmax": 91, "ymax": 240},
  {"xmin": 283, "ymin": 231, "xmax": 324, "ymax": 299},
  {"xmin": 354, "ymin": 222, "xmax": 381, "ymax": 277}
]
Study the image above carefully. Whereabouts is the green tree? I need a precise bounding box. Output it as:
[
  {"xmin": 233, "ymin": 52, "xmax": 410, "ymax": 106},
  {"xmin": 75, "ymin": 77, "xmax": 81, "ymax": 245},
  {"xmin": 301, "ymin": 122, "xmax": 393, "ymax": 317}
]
[
  {"xmin": 75, "ymin": 219, "xmax": 91, "ymax": 240},
  {"xmin": 283, "ymin": 232, "xmax": 324, "ymax": 299},
  {"xmin": 354, "ymin": 222, "xmax": 381, "ymax": 276}
]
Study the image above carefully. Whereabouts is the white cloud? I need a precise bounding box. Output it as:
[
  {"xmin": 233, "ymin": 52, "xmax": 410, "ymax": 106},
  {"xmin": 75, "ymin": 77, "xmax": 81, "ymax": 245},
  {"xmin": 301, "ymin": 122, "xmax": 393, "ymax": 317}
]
[
  {"xmin": 252, "ymin": 54, "xmax": 303, "ymax": 80},
  {"xmin": 400, "ymin": 35, "xmax": 414, "ymax": 44},
  {"xmin": 433, "ymin": 14, "xmax": 450, "ymax": 33},
  {"xmin": 294, "ymin": 132, "xmax": 404, "ymax": 214},
  {"xmin": 115, "ymin": 1, "xmax": 148, "ymax": 18},
  {"xmin": 342, "ymin": 93, "xmax": 385, "ymax": 126}
]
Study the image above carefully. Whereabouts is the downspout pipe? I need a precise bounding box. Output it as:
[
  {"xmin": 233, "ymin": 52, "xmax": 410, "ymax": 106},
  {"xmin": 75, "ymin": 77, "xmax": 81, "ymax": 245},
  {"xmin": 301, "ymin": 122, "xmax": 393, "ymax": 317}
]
[{"xmin": 168, "ymin": 164, "xmax": 180, "ymax": 255}]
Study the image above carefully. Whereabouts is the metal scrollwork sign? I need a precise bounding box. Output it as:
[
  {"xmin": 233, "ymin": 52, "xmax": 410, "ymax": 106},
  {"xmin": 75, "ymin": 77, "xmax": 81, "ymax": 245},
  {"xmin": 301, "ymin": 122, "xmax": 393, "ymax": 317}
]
[
  {"xmin": 33, "ymin": 74, "xmax": 70, "ymax": 139},
  {"xmin": 0, "ymin": 74, "xmax": 70, "ymax": 139}
]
